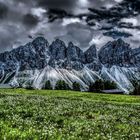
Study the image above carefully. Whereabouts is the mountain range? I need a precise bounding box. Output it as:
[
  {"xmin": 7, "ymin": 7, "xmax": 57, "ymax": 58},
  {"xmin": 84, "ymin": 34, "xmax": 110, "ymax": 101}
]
[{"xmin": 0, "ymin": 37, "xmax": 140, "ymax": 93}]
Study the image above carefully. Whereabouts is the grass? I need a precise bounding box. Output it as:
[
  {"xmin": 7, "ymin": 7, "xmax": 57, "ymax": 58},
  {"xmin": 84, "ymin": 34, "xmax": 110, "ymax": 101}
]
[{"xmin": 0, "ymin": 88, "xmax": 140, "ymax": 140}]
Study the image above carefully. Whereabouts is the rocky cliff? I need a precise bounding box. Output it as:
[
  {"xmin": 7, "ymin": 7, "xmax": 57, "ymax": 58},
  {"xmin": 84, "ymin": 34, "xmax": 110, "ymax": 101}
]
[{"xmin": 0, "ymin": 37, "xmax": 140, "ymax": 93}]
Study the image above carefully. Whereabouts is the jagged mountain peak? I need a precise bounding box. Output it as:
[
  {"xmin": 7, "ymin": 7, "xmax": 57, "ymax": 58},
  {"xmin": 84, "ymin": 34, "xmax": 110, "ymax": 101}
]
[
  {"xmin": 53, "ymin": 38, "xmax": 66, "ymax": 45},
  {"xmin": 49, "ymin": 38, "xmax": 66, "ymax": 60},
  {"xmin": 101, "ymin": 38, "xmax": 129, "ymax": 50},
  {"xmin": 98, "ymin": 38, "xmax": 135, "ymax": 67},
  {"xmin": 67, "ymin": 41, "xmax": 85, "ymax": 62},
  {"xmin": 68, "ymin": 42, "xmax": 75, "ymax": 47},
  {"xmin": 114, "ymin": 38, "xmax": 130, "ymax": 48},
  {"xmin": 32, "ymin": 37, "xmax": 49, "ymax": 47}
]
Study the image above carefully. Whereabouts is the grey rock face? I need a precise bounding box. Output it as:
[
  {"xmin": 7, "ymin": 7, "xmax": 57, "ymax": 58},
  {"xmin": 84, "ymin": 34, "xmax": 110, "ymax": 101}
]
[
  {"xmin": 86, "ymin": 61, "xmax": 102, "ymax": 71},
  {"xmin": 49, "ymin": 39, "xmax": 66, "ymax": 60},
  {"xmin": 32, "ymin": 37, "xmax": 49, "ymax": 52},
  {"xmin": 17, "ymin": 37, "xmax": 50, "ymax": 70},
  {"xmin": 98, "ymin": 39, "xmax": 136, "ymax": 67},
  {"xmin": 0, "ymin": 36, "xmax": 140, "ymax": 87},
  {"xmin": 84, "ymin": 45, "xmax": 102, "ymax": 71},
  {"xmin": 63, "ymin": 60, "xmax": 84, "ymax": 71},
  {"xmin": 63, "ymin": 42, "xmax": 86, "ymax": 70},
  {"xmin": 0, "ymin": 37, "xmax": 50, "ymax": 73},
  {"xmin": 85, "ymin": 45, "xmax": 97, "ymax": 63},
  {"xmin": 132, "ymin": 47, "xmax": 140, "ymax": 67},
  {"xmin": 0, "ymin": 37, "xmax": 139, "ymax": 73},
  {"xmin": 67, "ymin": 42, "xmax": 85, "ymax": 63}
]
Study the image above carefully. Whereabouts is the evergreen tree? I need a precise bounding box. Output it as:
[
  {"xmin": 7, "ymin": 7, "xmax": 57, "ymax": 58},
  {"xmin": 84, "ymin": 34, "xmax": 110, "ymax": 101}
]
[
  {"xmin": 131, "ymin": 80, "xmax": 139, "ymax": 87},
  {"xmin": 104, "ymin": 80, "xmax": 117, "ymax": 90},
  {"xmin": 55, "ymin": 80, "xmax": 70, "ymax": 90},
  {"xmin": 44, "ymin": 80, "xmax": 52, "ymax": 90},
  {"xmin": 25, "ymin": 81, "xmax": 34, "ymax": 90},
  {"xmin": 26, "ymin": 86, "xmax": 34, "ymax": 90},
  {"xmin": 88, "ymin": 80, "xmax": 104, "ymax": 92},
  {"xmin": 131, "ymin": 84, "xmax": 140, "ymax": 95},
  {"xmin": 89, "ymin": 80, "xmax": 117, "ymax": 92},
  {"xmin": 72, "ymin": 82, "xmax": 81, "ymax": 91},
  {"xmin": 88, "ymin": 83, "xmax": 95, "ymax": 92}
]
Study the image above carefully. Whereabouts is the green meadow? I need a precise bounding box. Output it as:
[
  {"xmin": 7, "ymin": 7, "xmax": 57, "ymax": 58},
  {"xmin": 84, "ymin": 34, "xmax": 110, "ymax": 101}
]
[{"xmin": 0, "ymin": 89, "xmax": 140, "ymax": 140}]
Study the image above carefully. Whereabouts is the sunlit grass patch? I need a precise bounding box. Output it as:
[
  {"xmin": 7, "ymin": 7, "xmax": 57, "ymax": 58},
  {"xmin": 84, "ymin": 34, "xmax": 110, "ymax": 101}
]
[{"xmin": 0, "ymin": 89, "xmax": 140, "ymax": 139}]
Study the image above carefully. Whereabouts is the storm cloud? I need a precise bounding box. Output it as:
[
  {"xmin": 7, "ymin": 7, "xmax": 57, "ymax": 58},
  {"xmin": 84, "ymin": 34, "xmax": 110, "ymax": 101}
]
[
  {"xmin": 38, "ymin": 0, "xmax": 76, "ymax": 10},
  {"xmin": 0, "ymin": 0, "xmax": 140, "ymax": 52},
  {"xmin": 23, "ymin": 13, "xmax": 39, "ymax": 27},
  {"xmin": 0, "ymin": 2, "xmax": 8, "ymax": 19}
]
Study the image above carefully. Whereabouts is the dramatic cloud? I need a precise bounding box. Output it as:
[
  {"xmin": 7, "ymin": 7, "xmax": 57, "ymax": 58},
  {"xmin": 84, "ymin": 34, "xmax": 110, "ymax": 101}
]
[
  {"xmin": 0, "ymin": 0, "xmax": 140, "ymax": 53},
  {"xmin": 0, "ymin": 2, "xmax": 8, "ymax": 19},
  {"xmin": 38, "ymin": 0, "xmax": 76, "ymax": 10},
  {"xmin": 23, "ymin": 13, "xmax": 39, "ymax": 27}
]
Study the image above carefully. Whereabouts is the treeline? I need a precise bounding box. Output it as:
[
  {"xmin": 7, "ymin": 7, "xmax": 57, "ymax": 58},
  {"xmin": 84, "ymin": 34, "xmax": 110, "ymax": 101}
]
[
  {"xmin": 88, "ymin": 80, "xmax": 117, "ymax": 92},
  {"xmin": 25, "ymin": 79, "xmax": 140, "ymax": 95},
  {"xmin": 38, "ymin": 79, "xmax": 117, "ymax": 92},
  {"xmin": 43, "ymin": 80, "xmax": 81, "ymax": 91}
]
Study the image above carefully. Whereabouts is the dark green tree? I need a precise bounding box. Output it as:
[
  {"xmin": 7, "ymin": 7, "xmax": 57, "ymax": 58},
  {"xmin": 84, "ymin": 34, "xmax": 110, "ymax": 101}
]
[
  {"xmin": 88, "ymin": 80, "xmax": 104, "ymax": 92},
  {"xmin": 44, "ymin": 80, "xmax": 52, "ymax": 90},
  {"xmin": 131, "ymin": 84, "xmax": 140, "ymax": 95},
  {"xmin": 25, "ymin": 81, "xmax": 34, "ymax": 90},
  {"xmin": 104, "ymin": 80, "xmax": 117, "ymax": 90},
  {"xmin": 89, "ymin": 80, "xmax": 118, "ymax": 92},
  {"xmin": 72, "ymin": 82, "xmax": 81, "ymax": 91},
  {"xmin": 55, "ymin": 80, "xmax": 70, "ymax": 90},
  {"xmin": 131, "ymin": 80, "xmax": 140, "ymax": 87}
]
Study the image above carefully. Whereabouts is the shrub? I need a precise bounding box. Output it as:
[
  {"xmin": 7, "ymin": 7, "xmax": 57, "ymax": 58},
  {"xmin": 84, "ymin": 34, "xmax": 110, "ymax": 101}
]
[
  {"xmin": 44, "ymin": 80, "xmax": 52, "ymax": 90},
  {"xmin": 72, "ymin": 82, "xmax": 81, "ymax": 91},
  {"xmin": 55, "ymin": 80, "xmax": 70, "ymax": 90}
]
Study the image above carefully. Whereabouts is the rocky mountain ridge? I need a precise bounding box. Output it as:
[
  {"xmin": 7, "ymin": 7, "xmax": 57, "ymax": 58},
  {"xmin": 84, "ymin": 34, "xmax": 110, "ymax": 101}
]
[{"xmin": 0, "ymin": 37, "xmax": 140, "ymax": 93}]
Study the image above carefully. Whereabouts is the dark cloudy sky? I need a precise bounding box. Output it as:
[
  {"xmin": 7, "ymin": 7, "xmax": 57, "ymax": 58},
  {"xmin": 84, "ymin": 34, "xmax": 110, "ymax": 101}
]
[{"xmin": 0, "ymin": 0, "xmax": 140, "ymax": 52}]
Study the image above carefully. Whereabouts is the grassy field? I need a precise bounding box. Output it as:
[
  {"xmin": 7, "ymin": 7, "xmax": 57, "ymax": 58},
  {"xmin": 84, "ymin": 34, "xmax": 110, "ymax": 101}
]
[{"xmin": 0, "ymin": 89, "xmax": 140, "ymax": 140}]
